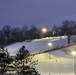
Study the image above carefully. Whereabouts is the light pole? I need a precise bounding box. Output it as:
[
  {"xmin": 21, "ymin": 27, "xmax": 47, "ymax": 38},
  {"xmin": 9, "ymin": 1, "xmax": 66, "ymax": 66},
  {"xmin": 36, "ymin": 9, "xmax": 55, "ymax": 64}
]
[
  {"xmin": 41, "ymin": 27, "xmax": 48, "ymax": 38},
  {"xmin": 48, "ymin": 42, "xmax": 53, "ymax": 75},
  {"xmin": 71, "ymin": 50, "xmax": 76, "ymax": 75},
  {"xmin": 47, "ymin": 42, "xmax": 52, "ymax": 59}
]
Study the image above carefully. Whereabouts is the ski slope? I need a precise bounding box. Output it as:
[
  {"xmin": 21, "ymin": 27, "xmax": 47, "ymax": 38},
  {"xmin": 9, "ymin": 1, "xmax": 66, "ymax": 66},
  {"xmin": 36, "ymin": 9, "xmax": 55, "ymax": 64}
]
[{"xmin": 5, "ymin": 35, "xmax": 76, "ymax": 75}]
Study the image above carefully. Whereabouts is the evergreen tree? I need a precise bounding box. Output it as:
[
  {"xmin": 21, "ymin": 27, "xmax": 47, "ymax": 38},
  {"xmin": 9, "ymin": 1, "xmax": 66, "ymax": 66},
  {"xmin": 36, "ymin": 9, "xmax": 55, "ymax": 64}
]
[
  {"xmin": 0, "ymin": 45, "xmax": 12, "ymax": 75},
  {"xmin": 15, "ymin": 45, "xmax": 40, "ymax": 75}
]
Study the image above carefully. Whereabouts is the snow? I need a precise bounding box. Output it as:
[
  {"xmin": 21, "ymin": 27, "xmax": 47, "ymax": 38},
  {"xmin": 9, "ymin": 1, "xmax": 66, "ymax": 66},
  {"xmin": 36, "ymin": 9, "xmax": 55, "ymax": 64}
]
[
  {"xmin": 5, "ymin": 42, "xmax": 29, "ymax": 55},
  {"xmin": 6, "ymin": 36, "xmax": 68, "ymax": 55},
  {"xmin": 5, "ymin": 35, "xmax": 76, "ymax": 75}
]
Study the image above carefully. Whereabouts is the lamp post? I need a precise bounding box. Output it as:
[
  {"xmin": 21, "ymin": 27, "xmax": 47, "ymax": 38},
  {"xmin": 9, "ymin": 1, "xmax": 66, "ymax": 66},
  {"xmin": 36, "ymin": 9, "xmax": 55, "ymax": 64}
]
[
  {"xmin": 71, "ymin": 50, "xmax": 76, "ymax": 75},
  {"xmin": 42, "ymin": 28, "xmax": 47, "ymax": 33},
  {"xmin": 48, "ymin": 42, "xmax": 52, "ymax": 75},
  {"xmin": 48, "ymin": 42, "xmax": 52, "ymax": 59},
  {"xmin": 41, "ymin": 27, "xmax": 48, "ymax": 38}
]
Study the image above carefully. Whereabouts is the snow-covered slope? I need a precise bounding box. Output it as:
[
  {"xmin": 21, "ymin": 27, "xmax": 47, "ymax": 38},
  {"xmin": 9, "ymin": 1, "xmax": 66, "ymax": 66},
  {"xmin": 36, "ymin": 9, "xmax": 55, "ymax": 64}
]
[
  {"xmin": 6, "ymin": 36, "xmax": 68, "ymax": 55},
  {"xmin": 26, "ymin": 36, "xmax": 68, "ymax": 53},
  {"xmin": 5, "ymin": 42, "xmax": 29, "ymax": 55},
  {"xmin": 5, "ymin": 35, "xmax": 76, "ymax": 75}
]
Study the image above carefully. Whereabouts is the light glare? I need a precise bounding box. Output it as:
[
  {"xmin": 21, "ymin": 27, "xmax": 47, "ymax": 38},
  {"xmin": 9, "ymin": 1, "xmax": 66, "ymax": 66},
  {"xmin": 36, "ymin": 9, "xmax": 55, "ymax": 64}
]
[
  {"xmin": 42, "ymin": 28, "xmax": 47, "ymax": 33},
  {"xmin": 48, "ymin": 42, "xmax": 52, "ymax": 46},
  {"xmin": 71, "ymin": 51, "xmax": 76, "ymax": 56}
]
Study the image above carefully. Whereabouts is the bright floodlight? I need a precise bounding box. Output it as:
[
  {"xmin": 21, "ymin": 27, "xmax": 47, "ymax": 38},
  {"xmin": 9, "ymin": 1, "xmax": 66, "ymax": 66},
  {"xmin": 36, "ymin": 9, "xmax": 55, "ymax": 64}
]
[
  {"xmin": 42, "ymin": 28, "xmax": 47, "ymax": 33},
  {"xmin": 48, "ymin": 42, "xmax": 52, "ymax": 46},
  {"xmin": 71, "ymin": 51, "xmax": 76, "ymax": 56}
]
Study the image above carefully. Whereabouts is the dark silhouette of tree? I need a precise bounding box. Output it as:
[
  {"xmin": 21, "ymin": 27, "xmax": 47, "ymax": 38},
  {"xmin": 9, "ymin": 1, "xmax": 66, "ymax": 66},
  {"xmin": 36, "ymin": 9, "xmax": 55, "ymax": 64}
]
[
  {"xmin": 61, "ymin": 20, "xmax": 76, "ymax": 44},
  {"xmin": 21, "ymin": 25, "xmax": 29, "ymax": 41},
  {"xmin": 0, "ymin": 45, "xmax": 40, "ymax": 75},
  {"xmin": 0, "ymin": 25, "xmax": 40, "ymax": 45},
  {"xmin": 51, "ymin": 20, "xmax": 76, "ymax": 44},
  {"xmin": 11, "ymin": 27, "xmax": 23, "ymax": 42},
  {"xmin": 15, "ymin": 46, "xmax": 40, "ymax": 75},
  {"xmin": 2, "ymin": 25, "xmax": 11, "ymax": 44},
  {"xmin": 28, "ymin": 25, "xmax": 39, "ymax": 39},
  {"xmin": 0, "ymin": 45, "xmax": 12, "ymax": 75},
  {"xmin": 0, "ymin": 30, "xmax": 6, "ymax": 45},
  {"xmin": 16, "ymin": 46, "xmax": 30, "ymax": 62}
]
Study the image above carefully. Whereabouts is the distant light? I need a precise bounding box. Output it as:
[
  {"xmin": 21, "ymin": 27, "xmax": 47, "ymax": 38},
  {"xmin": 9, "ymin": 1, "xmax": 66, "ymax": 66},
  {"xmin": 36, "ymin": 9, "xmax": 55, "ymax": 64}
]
[
  {"xmin": 71, "ymin": 51, "xmax": 76, "ymax": 56},
  {"xmin": 48, "ymin": 42, "xmax": 52, "ymax": 46},
  {"xmin": 53, "ymin": 31, "xmax": 55, "ymax": 35},
  {"xmin": 42, "ymin": 28, "xmax": 47, "ymax": 33},
  {"xmin": 62, "ymin": 36, "xmax": 67, "ymax": 39}
]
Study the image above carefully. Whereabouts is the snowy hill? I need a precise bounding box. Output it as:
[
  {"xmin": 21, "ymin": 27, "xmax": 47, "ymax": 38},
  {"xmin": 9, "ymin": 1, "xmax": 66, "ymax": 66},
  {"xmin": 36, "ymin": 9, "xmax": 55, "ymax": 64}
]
[
  {"xmin": 5, "ymin": 35, "xmax": 76, "ymax": 75},
  {"xmin": 6, "ymin": 36, "xmax": 68, "ymax": 55}
]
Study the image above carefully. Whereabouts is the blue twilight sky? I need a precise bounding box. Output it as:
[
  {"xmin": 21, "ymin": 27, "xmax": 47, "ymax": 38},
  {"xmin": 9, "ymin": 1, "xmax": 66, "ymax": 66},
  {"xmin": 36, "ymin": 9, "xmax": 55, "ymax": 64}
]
[{"xmin": 0, "ymin": 0, "xmax": 76, "ymax": 29}]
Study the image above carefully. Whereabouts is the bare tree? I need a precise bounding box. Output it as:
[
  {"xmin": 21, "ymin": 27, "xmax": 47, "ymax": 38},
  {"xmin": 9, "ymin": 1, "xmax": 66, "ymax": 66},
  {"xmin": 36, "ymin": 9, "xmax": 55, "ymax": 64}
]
[
  {"xmin": 2, "ymin": 25, "xmax": 11, "ymax": 44},
  {"xmin": 61, "ymin": 20, "xmax": 76, "ymax": 44}
]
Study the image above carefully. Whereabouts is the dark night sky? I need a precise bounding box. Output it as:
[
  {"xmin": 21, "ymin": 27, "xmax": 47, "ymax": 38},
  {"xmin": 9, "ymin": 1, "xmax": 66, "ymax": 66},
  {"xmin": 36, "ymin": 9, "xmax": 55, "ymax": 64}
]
[{"xmin": 0, "ymin": 0, "xmax": 76, "ymax": 29}]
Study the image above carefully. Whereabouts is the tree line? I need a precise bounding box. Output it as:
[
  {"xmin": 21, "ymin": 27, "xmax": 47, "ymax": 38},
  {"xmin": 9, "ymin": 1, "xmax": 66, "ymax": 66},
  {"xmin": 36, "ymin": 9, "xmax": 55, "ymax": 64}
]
[
  {"xmin": 0, "ymin": 25, "xmax": 40, "ymax": 46},
  {"xmin": 0, "ymin": 20, "xmax": 76, "ymax": 45},
  {"xmin": 52, "ymin": 20, "xmax": 76, "ymax": 43}
]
